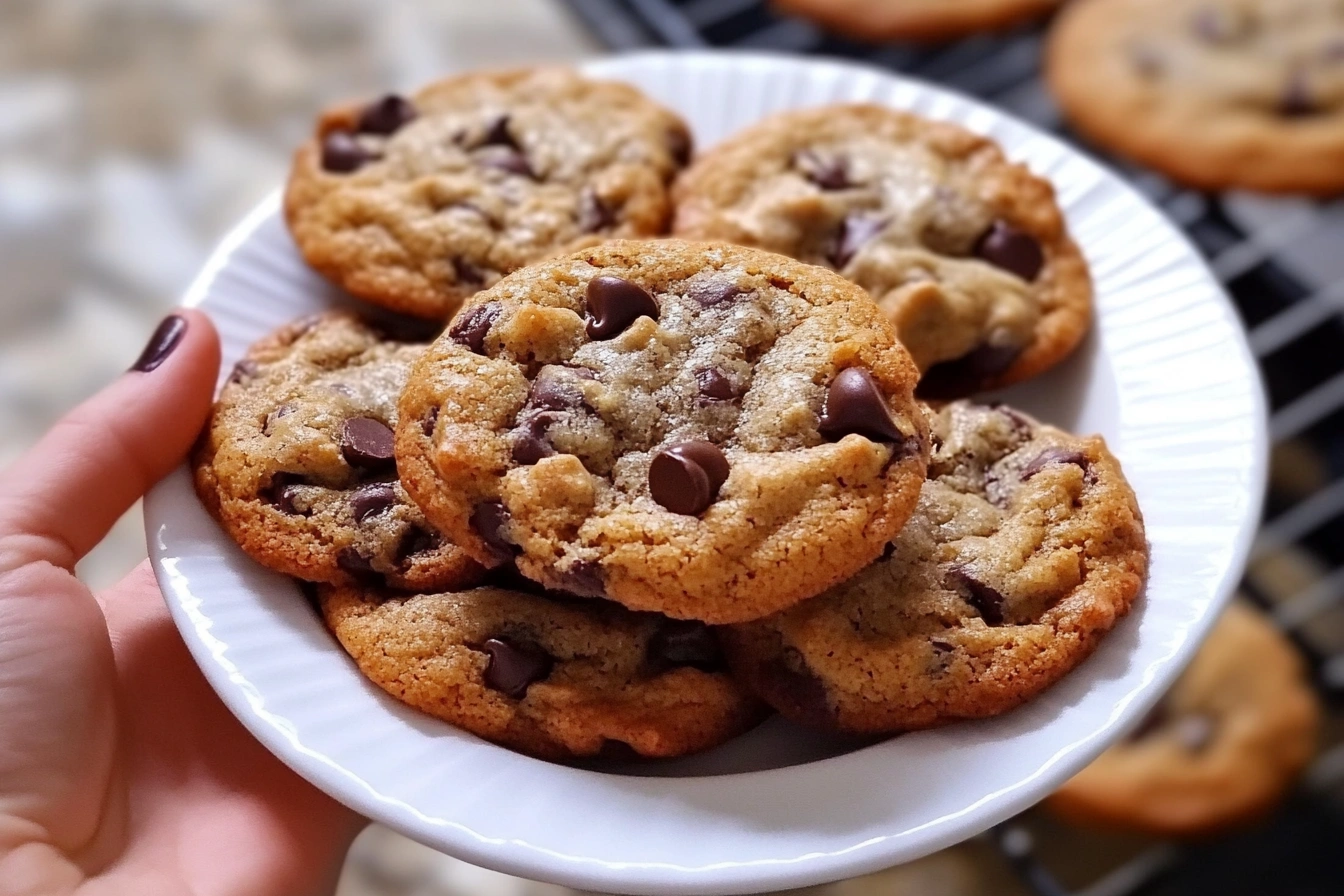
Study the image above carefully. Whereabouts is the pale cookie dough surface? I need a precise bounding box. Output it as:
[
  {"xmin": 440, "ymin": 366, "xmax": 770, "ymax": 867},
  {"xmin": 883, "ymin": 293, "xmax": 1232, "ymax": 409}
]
[
  {"xmin": 1048, "ymin": 0, "xmax": 1344, "ymax": 195},
  {"xmin": 193, "ymin": 312, "xmax": 482, "ymax": 591},
  {"xmin": 723, "ymin": 401, "xmax": 1148, "ymax": 734},
  {"xmin": 285, "ymin": 68, "xmax": 691, "ymax": 319},
  {"xmin": 396, "ymin": 240, "xmax": 931, "ymax": 625},
  {"xmin": 319, "ymin": 579, "xmax": 766, "ymax": 761},
  {"xmin": 773, "ymin": 0, "xmax": 1061, "ymax": 42},
  {"xmin": 673, "ymin": 105, "xmax": 1091, "ymax": 397},
  {"xmin": 1049, "ymin": 602, "xmax": 1321, "ymax": 836}
]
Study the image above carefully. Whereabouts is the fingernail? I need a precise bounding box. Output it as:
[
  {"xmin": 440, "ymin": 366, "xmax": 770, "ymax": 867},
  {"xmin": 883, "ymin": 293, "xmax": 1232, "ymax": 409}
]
[{"xmin": 130, "ymin": 315, "xmax": 188, "ymax": 373}]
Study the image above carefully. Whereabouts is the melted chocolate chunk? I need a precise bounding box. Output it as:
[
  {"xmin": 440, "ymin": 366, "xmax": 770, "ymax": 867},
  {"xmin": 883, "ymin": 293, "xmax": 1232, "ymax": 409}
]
[
  {"xmin": 829, "ymin": 214, "xmax": 887, "ymax": 269},
  {"xmin": 339, "ymin": 417, "xmax": 396, "ymax": 469},
  {"xmin": 585, "ymin": 276, "xmax": 659, "ymax": 340},
  {"xmin": 448, "ymin": 302, "xmax": 501, "ymax": 354},
  {"xmin": 917, "ymin": 342, "xmax": 1024, "ymax": 399},
  {"xmin": 480, "ymin": 114, "xmax": 520, "ymax": 150},
  {"xmin": 688, "ymin": 280, "xmax": 747, "ymax": 308},
  {"xmin": 947, "ymin": 565, "xmax": 1005, "ymax": 626},
  {"xmin": 757, "ymin": 653, "xmax": 834, "ymax": 729},
  {"xmin": 396, "ymin": 525, "xmax": 441, "ymax": 564},
  {"xmin": 793, "ymin": 148, "xmax": 850, "ymax": 190},
  {"xmin": 648, "ymin": 441, "xmax": 730, "ymax": 516},
  {"xmin": 321, "ymin": 130, "xmax": 374, "ymax": 173},
  {"xmin": 527, "ymin": 374, "xmax": 585, "ymax": 411},
  {"xmin": 577, "ymin": 188, "xmax": 616, "ymax": 233},
  {"xmin": 1020, "ymin": 447, "xmax": 1090, "ymax": 481},
  {"xmin": 263, "ymin": 472, "xmax": 307, "ymax": 514},
  {"xmin": 973, "ymin": 220, "xmax": 1044, "ymax": 281},
  {"xmin": 452, "ymin": 256, "xmax": 486, "ymax": 287},
  {"xmin": 336, "ymin": 546, "xmax": 379, "ymax": 579},
  {"xmin": 470, "ymin": 500, "xmax": 518, "ymax": 561},
  {"xmin": 481, "ymin": 637, "xmax": 553, "ymax": 699},
  {"xmin": 647, "ymin": 619, "xmax": 722, "ymax": 673},
  {"xmin": 695, "ymin": 367, "xmax": 740, "ymax": 403},
  {"xmin": 556, "ymin": 559, "xmax": 605, "ymax": 598},
  {"xmin": 350, "ymin": 482, "xmax": 397, "ymax": 522},
  {"xmin": 818, "ymin": 368, "xmax": 903, "ymax": 443},
  {"xmin": 510, "ymin": 410, "xmax": 561, "ymax": 465},
  {"xmin": 357, "ymin": 94, "xmax": 417, "ymax": 135}
]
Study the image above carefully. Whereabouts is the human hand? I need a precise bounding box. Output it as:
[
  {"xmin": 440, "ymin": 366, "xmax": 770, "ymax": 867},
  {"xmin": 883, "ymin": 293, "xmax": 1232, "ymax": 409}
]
[{"xmin": 0, "ymin": 311, "xmax": 363, "ymax": 896}]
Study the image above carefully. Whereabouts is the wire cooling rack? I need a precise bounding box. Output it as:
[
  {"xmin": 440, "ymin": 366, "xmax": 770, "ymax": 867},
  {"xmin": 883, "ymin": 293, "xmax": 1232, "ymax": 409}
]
[{"xmin": 560, "ymin": 2, "xmax": 1344, "ymax": 893}]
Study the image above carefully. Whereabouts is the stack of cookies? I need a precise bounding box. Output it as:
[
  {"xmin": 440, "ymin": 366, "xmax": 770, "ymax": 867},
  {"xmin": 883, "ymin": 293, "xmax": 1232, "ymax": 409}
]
[{"xmin": 194, "ymin": 67, "xmax": 1149, "ymax": 761}]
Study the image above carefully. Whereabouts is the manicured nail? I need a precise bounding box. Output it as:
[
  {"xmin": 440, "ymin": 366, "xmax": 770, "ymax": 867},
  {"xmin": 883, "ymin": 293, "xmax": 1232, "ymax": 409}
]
[{"xmin": 130, "ymin": 315, "xmax": 188, "ymax": 373}]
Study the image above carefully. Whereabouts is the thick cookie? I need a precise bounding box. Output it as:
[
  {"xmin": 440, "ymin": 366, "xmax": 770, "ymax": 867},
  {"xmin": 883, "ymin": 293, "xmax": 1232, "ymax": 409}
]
[
  {"xmin": 1047, "ymin": 0, "xmax": 1344, "ymax": 195},
  {"xmin": 396, "ymin": 240, "xmax": 931, "ymax": 624},
  {"xmin": 193, "ymin": 312, "xmax": 482, "ymax": 591},
  {"xmin": 318, "ymin": 577, "xmax": 767, "ymax": 761},
  {"xmin": 284, "ymin": 68, "xmax": 691, "ymax": 319},
  {"xmin": 723, "ymin": 401, "xmax": 1147, "ymax": 733},
  {"xmin": 1049, "ymin": 602, "xmax": 1321, "ymax": 836},
  {"xmin": 673, "ymin": 105, "xmax": 1091, "ymax": 397},
  {"xmin": 773, "ymin": 0, "xmax": 1061, "ymax": 42}
]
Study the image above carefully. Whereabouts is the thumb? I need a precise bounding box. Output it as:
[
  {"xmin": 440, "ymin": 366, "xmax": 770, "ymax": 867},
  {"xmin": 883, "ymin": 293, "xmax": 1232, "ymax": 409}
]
[{"xmin": 0, "ymin": 309, "xmax": 220, "ymax": 573}]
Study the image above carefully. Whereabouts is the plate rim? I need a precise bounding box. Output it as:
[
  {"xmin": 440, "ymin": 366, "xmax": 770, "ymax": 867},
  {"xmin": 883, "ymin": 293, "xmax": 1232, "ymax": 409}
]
[{"xmin": 147, "ymin": 48, "xmax": 1269, "ymax": 895}]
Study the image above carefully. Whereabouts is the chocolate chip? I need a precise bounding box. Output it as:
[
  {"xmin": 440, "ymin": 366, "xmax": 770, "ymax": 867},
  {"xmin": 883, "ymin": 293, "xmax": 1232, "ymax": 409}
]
[
  {"xmin": 479, "ymin": 149, "xmax": 536, "ymax": 179},
  {"xmin": 351, "ymin": 482, "xmax": 397, "ymax": 522},
  {"xmin": 556, "ymin": 559, "xmax": 605, "ymax": 598},
  {"xmin": 648, "ymin": 441, "xmax": 730, "ymax": 516},
  {"xmin": 577, "ymin": 188, "xmax": 615, "ymax": 233},
  {"xmin": 480, "ymin": 114, "xmax": 520, "ymax": 150},
  {"xmin": 818, "ymin": 368, "xmax": 903, "ymax": 443},
  {"xmin": 596, "ymin": 739, "xmax": 642, "ymax": 761},
  {"xmin": 528, "ymin": 375, "xmax": 584, "ymax": 411},
  {"xmin": 448, "ymin": 302, "xmax": 500, "ymax": 354},
  {"xmin": 756, "ymin": 653, "xmax": 833, "ymax": 729},
  {"xmin": 585, "ymin": 276, "xmax": 659, "ymax": 340},
  {"xmin": 974, "ymin": 220, "xmax": 1044, "ymax": 281},
  {"xmin": 1280, "ymin": 70, "xmax": 1319, "ymax": 118},
  {"xmin": 339, "ymin": 417, "xmax": 395, "ymax": 469},
  {"xmin": 1173, "ymin": 714, "xmax": 1216, "ymax": 753},
  {"xmin": 263, "ymin": 473, "xmax": 307, "ymax": 514},
  {"xmin": 396, "ymin": 526, "xmax": 441, "ymax": 564},
  {"xmin": 470, "ymin": 500, "xmax": 518, "ymax": 560},
  {"xmin": 357, "ymin": 94, "xmax": 417, "ymax": 135},
  {"xmin": 695, "ymin": 367, "xmax": 739, "ymax": 403},
  {"xmin": 667, "ymin": 126, "xmax": 692, "ymax": 167},
  {"xmin": 336, "ymin": 546, "xmax": 378, "ymax": 579},
  {"xmin": 481, "ymin": 637, "xmax": 553, "ymax": 699},
  {"xmin": 647, "ymin": 619, "xmax": 722, "ymax": 673},
  {"xmin": 917, "ymin": 343, "xmax": 1024, "ymax": 399},
  {"xmin": 263, "ymin": 404, "xmax": 294, "ymax": 435},
  {"xmin": 421, "ymin": 406, "xmax": 439, "ymax": 438},
  {"xmin": 829, "ymin": 214, "xmax": 887, "ymax": 269},
  {"xmin": 995, "ymin": 404, "xmax": 1036, "ymax": 440},
  {"xmin": 228, "ymin": 359, "xmax": 258, "ymax": 384},
  {"xmin": 1020, "ymin": 447, "xmax": 1090, "ymax": 480},
  {"xmin": 321, "ymin": 130, "xmax": 374, "ymax": 173},
  {"xmin": 793, "ymin": 149, "xmax": 850, "ymax": 190},
  {"xmin": 688, "ymin": 280, "xmax": 747, "ymax": 308},
  {"xmin": 930, "ymin": 639, "xmax": 955, "ymax": 653},
  {"xmin": 452, "ymin": 256, "xmax": 486, "ymax": 287},
  {"xmin": 510, "ymin": 411, "xmax": 560, "ymax": 465},
  {"xmin": 947, "ymin": 565, "xmax": 1005, "ymax": 626}
]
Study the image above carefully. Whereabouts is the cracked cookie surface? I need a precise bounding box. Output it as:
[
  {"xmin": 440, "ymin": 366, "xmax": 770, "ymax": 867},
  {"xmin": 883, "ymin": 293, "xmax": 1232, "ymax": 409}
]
[
  {"xmin": 396, "ymin": 240, "xmax": 930, "ymax": 624},
  {"xmin": 285, "ymin": 68, "xmax": 691, "ymax": 319},
  {"xmin": 193, "ymin": 312, "xmax": 482, "ymax": 591},
  {"xmin": 723, "ymin": 400, "xmax": 1147, "ymax": 733},
  {"xmin": 1048, "ymin": 0, "xmax": 1344, "ymax": 195},
  {"xmin": 319, "ymin": 577, "xmax": 766, "ymax": 761},
  {"xmin": 673, "ymin": 105, "xmax": 1091, "ymax": 397}
]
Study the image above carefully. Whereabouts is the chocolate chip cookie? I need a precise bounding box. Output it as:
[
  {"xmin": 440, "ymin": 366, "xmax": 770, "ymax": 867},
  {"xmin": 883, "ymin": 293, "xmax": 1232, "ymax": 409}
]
[
  {"xmin": 1049, "ymin": 602, "xmax": 1320, "ymax": 835},
  {"xmin": 673, "ymin": 105, "xmax": 1092, "ymax": 397},
  {"xmin": 773, "ymin": 0, "xmax": 1061, "ymax": 42},
  {"xmin": 723, "ymin": 401, "xmax": 1147, "ymax": 733},
  {"xmin": 396, "ymin": 239, "xmax": 931, "ymax": 625},
  {"xmin": 194, "ymin": 312, "xmax": 482, "ymax": 591},
  {"xmin": 1047, "ymin": 0, "xmax": 1344, "ymax": 195},
  {"xmin": 318, "ymin": 576, "xmax": 766, "ymax": 761},
  {"xmin": 284, "ymin": 68, "xmax": 692, "ymax": 319}
]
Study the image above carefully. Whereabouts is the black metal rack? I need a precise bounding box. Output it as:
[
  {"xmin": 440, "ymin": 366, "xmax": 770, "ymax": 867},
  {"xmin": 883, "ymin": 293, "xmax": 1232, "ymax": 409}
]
[{"xmin": 559, "ymin": 2, "xmax": 1344, "ymax": 893}]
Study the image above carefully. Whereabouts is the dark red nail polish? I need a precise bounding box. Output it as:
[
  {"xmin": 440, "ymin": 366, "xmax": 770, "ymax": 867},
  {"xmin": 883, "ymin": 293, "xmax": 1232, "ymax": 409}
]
[{"xmin": 131, "ymin": 315, "xmax": 188, "ymax": 373}]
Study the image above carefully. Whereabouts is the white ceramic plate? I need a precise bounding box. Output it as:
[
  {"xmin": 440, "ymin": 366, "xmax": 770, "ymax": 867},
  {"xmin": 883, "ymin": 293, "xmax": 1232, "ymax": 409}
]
[{"xmin": 145, "ymin": 51, "xmax": 1267, "ymax": 895}]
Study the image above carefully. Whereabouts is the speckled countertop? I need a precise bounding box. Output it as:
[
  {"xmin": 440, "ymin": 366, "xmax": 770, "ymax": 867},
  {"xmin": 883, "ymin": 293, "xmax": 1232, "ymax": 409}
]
[{"xmin": 0, "ymin": 2, "xmax": 1027, "ymax": 893}]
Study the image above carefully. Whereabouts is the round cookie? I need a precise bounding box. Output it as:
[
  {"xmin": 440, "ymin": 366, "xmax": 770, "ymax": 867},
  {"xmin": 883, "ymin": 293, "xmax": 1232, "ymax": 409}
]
[
  {"xmin": 318, "ymin": 578, "xmax": 767, "ymax": 761},
  {"xmin": 1047, "ymin": 0, "xmax": 1344, "ymax": 196},
  {"xmin": 193, "ymin": 312, "xmax": 482, "ymax": 591},
  {"xmin": 284, "ymin": 68, "xmax": 692, "ymax": 319},
  {"xmin": 1048, "ymin": 602, "xmax": 1321, "ymax": 836},
  {"xmin": 772, "ymin": 0, "xmax": 1061, "ymax": 42},
  {"xmin": 673, "ymin": 105, "xmax": 1092, "ymax": 398},
  {"xmin": 395, "ymin": 239, "xmax": 931, "ymax": 625},
  {"xmin": 722, "ymin": 400, "xmax": 1148, "ymax": 733}
]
